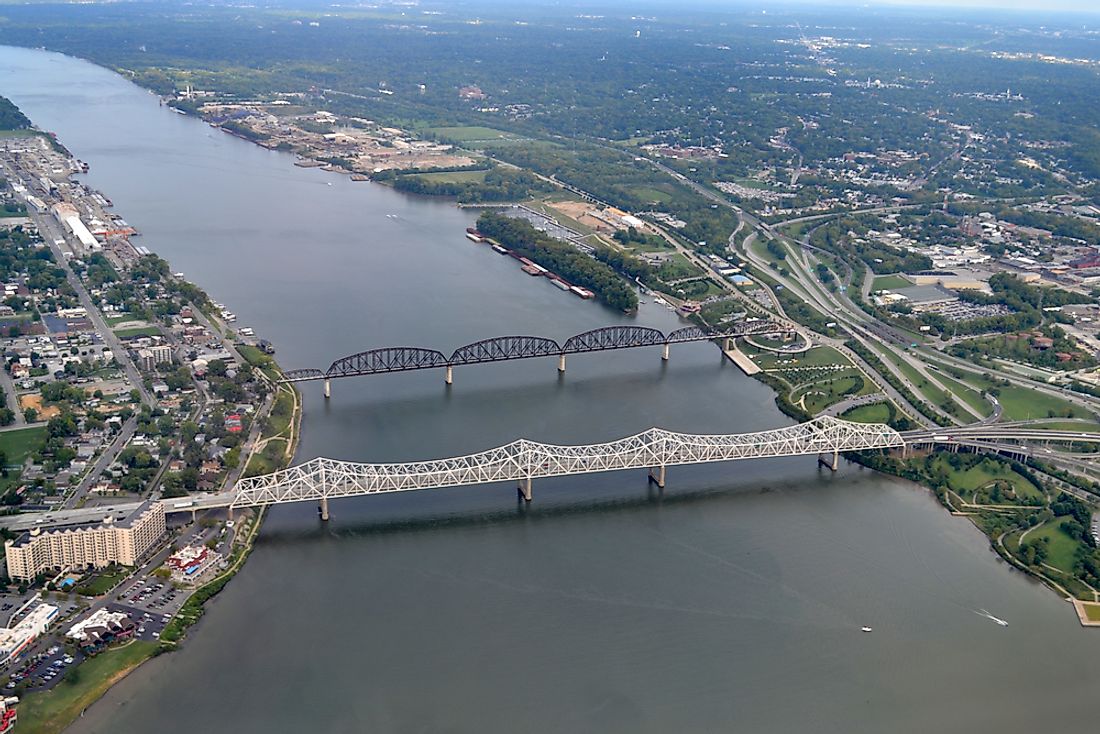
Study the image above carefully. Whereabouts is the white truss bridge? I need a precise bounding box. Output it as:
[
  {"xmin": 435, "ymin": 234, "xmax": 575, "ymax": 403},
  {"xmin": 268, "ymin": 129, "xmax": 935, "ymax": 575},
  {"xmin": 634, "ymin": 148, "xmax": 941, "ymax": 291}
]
[{"xmin": 231, "ymin": 417, "xmax": 905, "ymax": 513}]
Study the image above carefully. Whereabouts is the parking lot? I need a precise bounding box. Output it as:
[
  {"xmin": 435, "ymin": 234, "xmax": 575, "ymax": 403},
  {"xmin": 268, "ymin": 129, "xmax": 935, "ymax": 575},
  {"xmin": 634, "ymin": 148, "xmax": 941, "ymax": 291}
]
[{"xmin": 6, "ymin": 644, "xmax": 82, "ymax": 693}]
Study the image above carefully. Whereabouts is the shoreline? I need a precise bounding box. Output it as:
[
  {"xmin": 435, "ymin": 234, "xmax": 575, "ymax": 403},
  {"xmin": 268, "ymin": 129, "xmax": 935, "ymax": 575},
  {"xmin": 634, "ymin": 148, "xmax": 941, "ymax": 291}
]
[
  {"xmin": 0, "ymin": 106, "xmax": 305, "ymax": 729},
  {"xmin": 93, "ymin": 63, "xmax": 1100, "ymax": 626}
]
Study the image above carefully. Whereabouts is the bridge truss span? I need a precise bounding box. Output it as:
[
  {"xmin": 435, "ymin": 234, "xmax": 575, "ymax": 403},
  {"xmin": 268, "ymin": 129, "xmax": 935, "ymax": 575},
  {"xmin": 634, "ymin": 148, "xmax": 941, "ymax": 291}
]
[
  {"xmin": 450, "ymin": 336, "xmax": 562, "ymax": 365},
  {"xmin": 280, "ymin": 320, "xmax": 794, "ymax": 385},
  {"xmin": 231, "ymin": 417, "xmax": 904, "ymax": 509},
  {"xmin": 326, "ymin": 346, "xmax": 449, "ymax": 378}
]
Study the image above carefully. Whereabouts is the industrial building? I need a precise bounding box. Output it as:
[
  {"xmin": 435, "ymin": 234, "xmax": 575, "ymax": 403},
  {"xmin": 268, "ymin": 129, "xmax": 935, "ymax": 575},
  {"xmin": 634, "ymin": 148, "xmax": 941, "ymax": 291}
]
[
  {"xmin": 0, "ymin": 603, "xmax": 59, "ymax": 667},
  {"xmin": 50, "ymin": 202, "xmax": 100, "ymax": 252},
  {"xmin": 4, "ymin": 501, "xmax": 166, "ymax": 582}
]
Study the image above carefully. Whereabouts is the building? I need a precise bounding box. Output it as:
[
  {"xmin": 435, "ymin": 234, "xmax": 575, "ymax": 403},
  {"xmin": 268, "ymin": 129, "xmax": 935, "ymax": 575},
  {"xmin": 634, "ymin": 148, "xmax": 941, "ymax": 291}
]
[
  {"xmin": 67, "ymin": 608, "xmax": 135, "ymax": 650},
  {"xmin": 50, "ymin": 202, "xmax": 99, "ymax": 252},
  {"xmin": 0, "ymin": 603, "xmax": 59, "ymax": 667},
  {"xmin": 150, "ymin": 344, "xmax": 173, "ymax": 365},
  {"xmin": 165, "ymin": 544, "xmax": 220, "ymax": 584},
  {"xmin": 137, "ymin": 348, "xmax": 155, "ymax": 372},
  {"xmin": 4, "ymin": 501, "xmax": 166, "ymax": 582}
]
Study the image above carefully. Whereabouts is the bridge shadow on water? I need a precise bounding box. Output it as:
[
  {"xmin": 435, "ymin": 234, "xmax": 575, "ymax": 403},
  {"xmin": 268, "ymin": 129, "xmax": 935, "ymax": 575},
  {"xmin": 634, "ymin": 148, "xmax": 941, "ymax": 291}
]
[{"xmin": 253, "ymin": 461, "xmax": 885, "ymax": 548}]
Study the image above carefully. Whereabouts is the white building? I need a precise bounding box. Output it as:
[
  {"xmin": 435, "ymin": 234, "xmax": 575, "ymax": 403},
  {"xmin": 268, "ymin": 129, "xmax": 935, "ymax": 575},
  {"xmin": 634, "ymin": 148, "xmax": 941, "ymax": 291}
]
[
  {"xmin": 50, "ymin": 202, "xmax": 99, "ymax": 252},
  {"xmin": 0, "ymin": 603, "xmax": 59, "ymax": 667}
]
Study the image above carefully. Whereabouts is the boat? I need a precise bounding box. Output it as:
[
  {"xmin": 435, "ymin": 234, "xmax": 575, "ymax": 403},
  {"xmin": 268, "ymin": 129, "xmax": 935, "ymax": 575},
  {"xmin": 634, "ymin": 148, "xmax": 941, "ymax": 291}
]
[
  {"xmin": 491, "ymin": 244, "xmax": 508, "ymax": 254},
  {"xmin": 861, "ymin": 626, "xmax": 873, "ymax": 633}
]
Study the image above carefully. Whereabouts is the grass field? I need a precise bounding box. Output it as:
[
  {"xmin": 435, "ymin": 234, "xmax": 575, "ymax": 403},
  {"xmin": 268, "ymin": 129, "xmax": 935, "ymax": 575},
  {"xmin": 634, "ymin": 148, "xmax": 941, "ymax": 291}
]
[
  {"xmin": 0, "ymin": 425, "xmax": 47, "ymax": 467},
  {"xmin": 841, "ymin": 401, "xmax": 894, "ymax": 424},
  {"xmin": 423, "ymin": 126, "xmax": 522, "ymax": 142},
  {"xmin": 748, "ymin": 344, "xmax": 848, "ymax": 371},
  {"xmin": 792, "ymin": 372, "xmax": 867, "ymax": 414},
  {"xmin": 14, "ymin": 641, "xmax": 159, "ymax": 734},
  {"xmin": 1084, "ymin": 604, "xmax": 1100, "ymax": 622},
  {"xmin": 113, "ymin": 326, "xmax": 161, "ymax": 339},
  {"xmin": 931, "ymin": 455, "xmax": 1042, "ymax": 501},
  {"xmin": 631, "ymin": 186, "xmax": 674, "ymax": 204},
  {"xmin": 871, "ymin": 274, "xmax": 911, "ymax": 291},
  {"xmin": 412, "ymin": 169, "xmax": 489, "ymax": 183},
  {"xmin": 928, "ymin": 370, "xmax": 993, "ymax": 417},
  {"xmin": 1027, "ymin": 516, "xmax": 1082, "ymax": 574},
  {"xmin": 955, "ymin": 371, "xmax": 1087, "ymax": 421}
]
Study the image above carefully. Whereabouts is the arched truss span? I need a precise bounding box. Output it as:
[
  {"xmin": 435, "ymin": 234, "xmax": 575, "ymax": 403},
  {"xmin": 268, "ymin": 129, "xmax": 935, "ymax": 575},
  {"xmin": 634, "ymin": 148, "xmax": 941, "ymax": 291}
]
[
  {"xmin": 450, "ymin": 336, "xmax": 562, "ymax": 365},
  {"xmin": 562, "ymin": 325, "xmax": 666, "ymax": 354},
  {"xmin": 326, "ymin": 347, "xmax": 448, "ymax": 378}
]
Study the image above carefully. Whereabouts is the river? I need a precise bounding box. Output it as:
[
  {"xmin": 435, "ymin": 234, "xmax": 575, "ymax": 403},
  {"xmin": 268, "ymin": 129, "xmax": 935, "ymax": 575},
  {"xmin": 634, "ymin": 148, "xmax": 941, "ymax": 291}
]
[{"xmin": 0, "ymin": 45, "xmax": 1097, "ymax": 734}]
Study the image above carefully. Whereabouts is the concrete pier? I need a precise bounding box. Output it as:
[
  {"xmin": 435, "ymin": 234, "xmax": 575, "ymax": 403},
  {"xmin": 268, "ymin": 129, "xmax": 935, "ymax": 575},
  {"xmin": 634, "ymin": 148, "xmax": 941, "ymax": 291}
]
[
  {"xmin": 323, "ymin": 378, "xmax": 331, "ymax": 399},
  {"xmin": 558, "ymin": 354, "xmax": 566, "ymax": 373},
  {"xmin": 818, "ymin": 450, "xmax": 840, "ymax": 471},
  {"xmin": 319, "ymin": 497, "xmax": 329, "ymax": 521},
  {"xmin": 648, "ymin": 465, "xmax": 666, "ymax": 488},
  {"xmin": 662, "ymin": 343, "xmax": 670, "ymax": 361},
  {"xmin": 722, "ymin": 345, "xmax": 761, "ymax": 375},
  {"xmin": 445, "ymin": 365, "xmax": 453, "ymax": 385},
  {"xmin": 517, "ymin": 478, "xmax": 532, "ymax": 502}
]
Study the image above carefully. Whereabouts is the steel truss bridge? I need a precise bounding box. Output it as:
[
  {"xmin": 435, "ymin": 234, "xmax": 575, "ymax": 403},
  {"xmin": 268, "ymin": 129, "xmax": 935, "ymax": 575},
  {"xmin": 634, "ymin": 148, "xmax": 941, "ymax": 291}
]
[
  {"xmin": 280, "ymin": 322, "xmax": 787, "ymax": 392},
  {"xmin": 231, "ymin": 417, "xmax": 903, "ymax": 515},
  {"xmin": 220, "ymin": 418, "xmax": 1100, "ymax": 518}
]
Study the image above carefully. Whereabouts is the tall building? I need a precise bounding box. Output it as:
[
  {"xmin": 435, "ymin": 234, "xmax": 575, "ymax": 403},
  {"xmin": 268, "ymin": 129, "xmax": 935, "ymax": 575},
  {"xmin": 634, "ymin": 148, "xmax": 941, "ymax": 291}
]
[
  {"xmin": 150, "ymin": 344, "xmax": 173, "ymax": 365},
  {"xmin": 4, "ymin": 501, "xmax": 166, "ymax": 582}
]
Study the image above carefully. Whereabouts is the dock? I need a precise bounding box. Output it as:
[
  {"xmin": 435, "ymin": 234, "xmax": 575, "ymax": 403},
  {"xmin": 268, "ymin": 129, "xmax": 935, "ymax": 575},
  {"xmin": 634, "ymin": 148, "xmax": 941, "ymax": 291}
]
[{"xmin": 723, "ymin": 345, "xmax": 760, "ymax": 375}]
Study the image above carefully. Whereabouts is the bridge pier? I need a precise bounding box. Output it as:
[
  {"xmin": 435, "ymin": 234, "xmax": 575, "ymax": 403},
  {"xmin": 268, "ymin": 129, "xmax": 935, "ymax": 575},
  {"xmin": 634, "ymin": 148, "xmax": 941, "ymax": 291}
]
[
  {"xmin": 517, "ymin": 478, "xmax": 532, "ymax": 502},
  {"xmin": 648, "ymin": 465, "xmax": 666, "ymax": 489},
  {"xmin": 558, "ymin": 354, "xmax": 566, "ymax": 373},
  {"xmin": 323, "ymin": 378, "xmax": 331, "ymax": 399},
  {"xmin": 662, "ymin": 343, "xmax": 670, "ymax": 362},
  {"xmin": 445, "ymin": 365, "xmax": 453, "ymax": 385},
  {"xmin": 819, "ymin": 449, "xmax": 839, "ymax": 471},
  {"xmin": 318, "ymin": 497, "xmax": 329, "ymax": 521}
]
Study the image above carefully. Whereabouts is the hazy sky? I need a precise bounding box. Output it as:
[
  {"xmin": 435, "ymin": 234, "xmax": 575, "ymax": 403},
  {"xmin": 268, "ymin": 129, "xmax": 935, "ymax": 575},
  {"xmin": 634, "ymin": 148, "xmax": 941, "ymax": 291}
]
[{"xmin": 833, "ymin": 0, "xmax": 1097, "ymax": 11}]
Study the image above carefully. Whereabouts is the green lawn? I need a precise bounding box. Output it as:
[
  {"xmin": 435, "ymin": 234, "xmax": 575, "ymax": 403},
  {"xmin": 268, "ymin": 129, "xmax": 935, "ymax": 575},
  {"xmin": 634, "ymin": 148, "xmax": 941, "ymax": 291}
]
[
  {"xmin": 954, "ymin": 371, "xmax": 1091, "ymax": 421},
  {"xmin": 841, "ymin": 401, "xmax": 894, "ymax": 424},
  {"xmin": 871, "ymin": 274, "xmax": 911, "ymax": 291},
  {"xmin": 929, "ymin": 370, "xmax": 993, "ymax": 418},
  {"xmin": 1084, "ymin": 604, "xmax": 1100, "ymax": 622},
  {"xmin": 793, "ymin": 372, "xmax": 867, "ymax": 413},
  {"xmin": 14, "ymin": 641, "xmax": 159, "ymax": 734},
  {"xmin": 74, "ymin": 565, "xmax": 131, "ymax": 596},
  {"xmin": 931, "ymin": 455, "xmax": 1043, "ymax": 501},
  {"xmin": 1027, "ymin": 516, "xmax": 1084, "ymax": 574},
  {"xmin": 748, "ymin": 344, "xmax": 848, "ymax": 371},
  {"xmin": 0, "ymin": 425, "xmax": 47, "ymax": 467},
  {"xmin": 113, "ymin": 326, "xmax": 161, "ymax": 338},
  {"xmin": 631, "ymin": 186, "xmax": 674, "ymax": 204},
  {"xmin": 1027, "ymin": 421, "xmax": 1100, "ymax": 433}
]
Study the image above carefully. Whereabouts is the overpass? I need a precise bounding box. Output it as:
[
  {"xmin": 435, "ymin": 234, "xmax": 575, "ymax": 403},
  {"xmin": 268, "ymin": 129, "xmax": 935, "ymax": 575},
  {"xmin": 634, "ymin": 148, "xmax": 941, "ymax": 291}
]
[{"xmin": 281, "ymin": 321, "xmax": 789, "ymax": 397}]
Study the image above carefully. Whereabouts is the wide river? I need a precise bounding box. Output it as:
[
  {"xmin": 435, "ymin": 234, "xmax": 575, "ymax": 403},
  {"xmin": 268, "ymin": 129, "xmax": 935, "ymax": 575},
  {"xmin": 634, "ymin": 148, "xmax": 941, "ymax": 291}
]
[{"xmin": 1, "ymin": 46, "xmax": 1097, "ymax": 734}]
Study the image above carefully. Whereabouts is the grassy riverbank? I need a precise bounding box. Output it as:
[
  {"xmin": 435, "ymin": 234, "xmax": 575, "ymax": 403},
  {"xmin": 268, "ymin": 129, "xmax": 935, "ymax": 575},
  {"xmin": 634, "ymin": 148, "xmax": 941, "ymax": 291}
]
[{"xmin": 14, "ymin": 641, "xmax": 160, "ymax": 734}]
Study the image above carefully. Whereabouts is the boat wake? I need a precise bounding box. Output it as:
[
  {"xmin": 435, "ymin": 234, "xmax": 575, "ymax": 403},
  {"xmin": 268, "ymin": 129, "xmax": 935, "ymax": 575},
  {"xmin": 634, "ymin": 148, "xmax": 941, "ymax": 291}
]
[{"xmin": 974, "ymin": 609, "xmax": 1008, "ymax": 627}]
